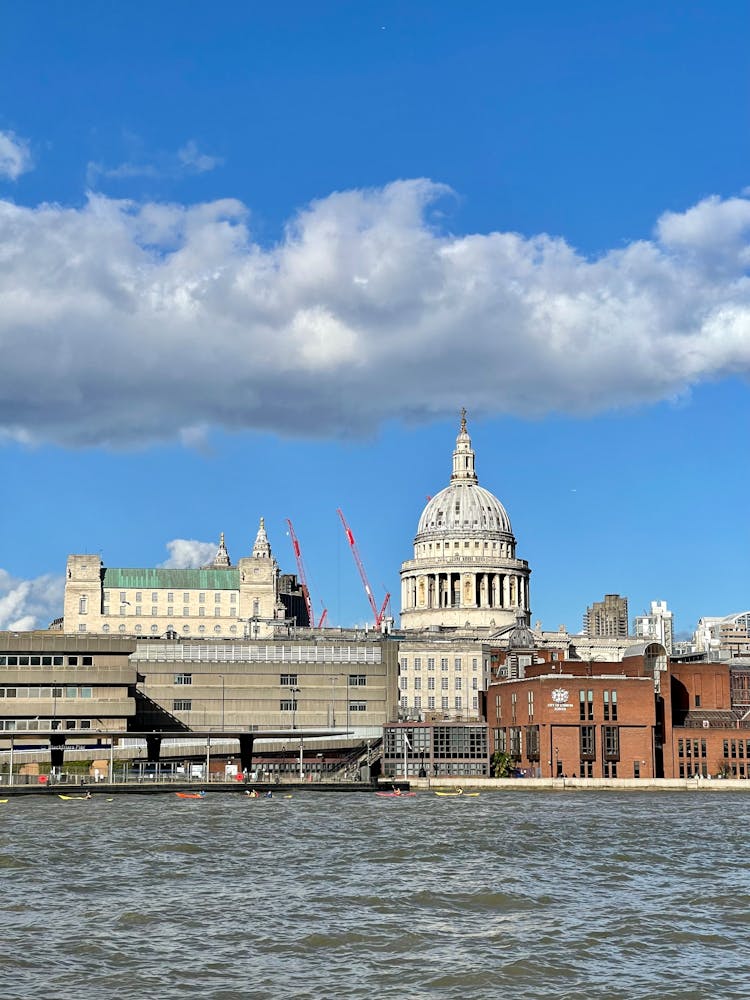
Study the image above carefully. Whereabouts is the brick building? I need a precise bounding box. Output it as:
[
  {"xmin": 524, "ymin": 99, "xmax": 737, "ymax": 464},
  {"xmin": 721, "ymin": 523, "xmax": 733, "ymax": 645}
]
[{"xmin": 487, "ymin": 643, "xmax": 665, "ymax": 778}]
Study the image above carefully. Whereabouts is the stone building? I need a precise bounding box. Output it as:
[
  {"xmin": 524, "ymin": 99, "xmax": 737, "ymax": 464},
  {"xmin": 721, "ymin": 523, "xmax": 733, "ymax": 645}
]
[
  {"xmin": 62, "ymin": 519, "xmax": 308, "ymax": 640},
  {"xmin": 400, "ymin": 410, "xmax": 531, "ymax": 632}
]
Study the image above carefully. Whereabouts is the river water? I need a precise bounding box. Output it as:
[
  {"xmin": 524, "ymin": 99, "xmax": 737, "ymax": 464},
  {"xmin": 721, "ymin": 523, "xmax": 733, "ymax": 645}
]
[{"xmin": 2, "ymin": 789, "xmax": 749, "ymax": 999}]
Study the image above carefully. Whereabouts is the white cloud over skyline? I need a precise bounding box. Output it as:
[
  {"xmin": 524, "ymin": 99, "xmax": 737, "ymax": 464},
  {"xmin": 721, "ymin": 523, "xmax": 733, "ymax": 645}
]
[
  {"xmin": 159, "ymin": 538, "xmax": 219, "ymax": 569},
  {"xmin": 0, "ymin": 569, "xmax": 64, "ymax": 630},
  {"xmin": 0, "ymin": 130, "xmax": 33, "ymax": 180},
  {"xmin": 0, "ymin": 179, "xmax": 748, "ymax": 448}
]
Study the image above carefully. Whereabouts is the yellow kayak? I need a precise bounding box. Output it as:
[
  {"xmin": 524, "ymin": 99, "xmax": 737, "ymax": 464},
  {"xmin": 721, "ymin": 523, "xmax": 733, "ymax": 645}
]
[
  {"xmin": 434, "ymin": 790, "xmax": 480, "ymax": 797},
  {"xmin": 58, "ymin": 794, "xmax": 91, "ymax": 801}
]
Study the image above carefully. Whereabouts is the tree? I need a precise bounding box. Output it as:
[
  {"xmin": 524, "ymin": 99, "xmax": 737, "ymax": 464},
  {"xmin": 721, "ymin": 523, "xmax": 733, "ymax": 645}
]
[{"xmin": 491, "ymin": 749, "xmax": 514, "ymax": 778}]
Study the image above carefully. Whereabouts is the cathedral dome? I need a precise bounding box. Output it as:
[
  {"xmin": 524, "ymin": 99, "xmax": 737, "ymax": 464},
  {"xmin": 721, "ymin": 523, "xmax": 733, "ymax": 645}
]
[
  {"xmin": 417, "ymin": 483, "xmax": 512, "ymax": 538},
  {"xmin": 400, "ymin": 409, "xmax": 531, "ymax": 633},
  {"xmin": 414, "ymin": 409, "xmax": 512, "ymax": 541}
]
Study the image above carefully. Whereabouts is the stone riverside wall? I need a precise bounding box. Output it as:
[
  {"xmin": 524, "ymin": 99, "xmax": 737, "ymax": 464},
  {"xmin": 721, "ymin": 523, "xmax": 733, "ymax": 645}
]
[{"xmin": 410, "ymin": 776, "xmax": 750, "ymax": 792}]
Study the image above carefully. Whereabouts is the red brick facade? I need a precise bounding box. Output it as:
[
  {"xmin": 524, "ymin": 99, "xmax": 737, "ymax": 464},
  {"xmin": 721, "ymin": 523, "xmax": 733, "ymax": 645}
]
[{"xmin": 488, "ymin": 646, "xmax": 750, "ymax": 779}]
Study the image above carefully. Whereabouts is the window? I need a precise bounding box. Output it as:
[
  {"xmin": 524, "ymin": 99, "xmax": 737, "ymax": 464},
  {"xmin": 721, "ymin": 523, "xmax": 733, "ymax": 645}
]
[
  {"xmin": 580, "ymin": 725, "xmax": 596, "ymax": 758},
  {"xmin": 175, "ymin": 673, "xmax": 193, "ymax": 686},
  {"xmin": 103, "ymin": 624, "xmax": 110, "ymax": 633},
  {"xmin": 78, "ymin": 624, "xmax": 87, "ymax": 633},
  {"xmin": 441, "ymin": 677, "xmax": 448, "ymax": 690},
  {"xmin": 695, "ymin": 694, "xmax": 702, "ymax": 708},
  {"xmin": 454, "ymin": 658, "xmax": 462, "ymax": 671},
  {"xmin": 173, "ymin": 700, "xmax": 192, "ymax": 712},
  {"xmin": 183, "ymin": 607, "xmax": 190, "ymax": 617},
  {"xmin": 413, "ymin": 657, "xmax": 421, "ymax": 671},
  {"xmin": 428, "ymin": 677, "xmax": 435, "ymax": 691},
  {"xmin": 152, "ymin": 592, "xmax": 158, "ymax": 602},
  {"xmin": 428, "ymin": 658, "xmax": 435, "ymax": 671},
  {"xmin": 528, "ymin": 691, "xmax": 534, "ymax": 719},
  {"xmin": 79, "ymin": 596, "xmax": 88, "ymax": 614},
  {"xmin": 579, "ymin": 689, "xmax": 594, "ymax": 722},
  {"xmin": 472, "ymin": 658, "xmax": 478, "ymax": 671},
  {"xmin": 280, "ymin": 699, "xmax": 295, "ymax": 711},
  {"xmin": 151, "ymin": 606, "xmax": 158, "ymax": 616},
  {"xmin": 68, "ymin": 656, "xmax": 78, "ymax": 666},
  {"xmin": 119, "ymin": 624, "xmax": 126, "ymax": 632},
  {"xmin": 183, "ymin": 593, "xmax": 189, "ymax": 603},
  {"xmin": 414, "ymin": 696, "xmax": 422, "ymax": 710},
  {"xmin": 603, "ymin": 690, "xmax": 618, "ymax": 722},
  {"xmin": 135, "ymin": 606, "xmax": 142, "ymax": 615},
  {"xmin": 400, "ymin": 677, "xmax": 408, "ymax": 691},
  {"xmin": 441, "ymin": 658, "xmax": 448, "ymax": 671},
  {"xmin": 414, "ymin": 677, "xmax": 421, "ymax": 690},
  {"xmin": 82, "ymin": 656, "xmax": 92, "ymax": 666},
  {"xmin": 441, "ymin": 697, "xmax": 449, "ymax": 709},
  {"xmin": 280, "ymin": 674, "xmax": 298, "ymax": 686},
  {"xmin": 349, "ymin": 674, "xmax": 366, "ymax": 686},
  {"xmin": 454, "ymin": 696, "xmax": 462, "ymax": 710},
  {"xmin": 120, "ymin": 592, "xmax": 126, "ymax": 602},
  {"xmin": 454, "ymin": 677, "xmax": 462, "ymax": 690},
  {"xmin": 349, "ymin": 701, "xmax": 367, "ymax": 712},
  {"xmin": 167, "ymin": 592, "xmax": 174, "ymax": 602},
  {"xmin": 167, "ymin": 606, "xmax": 174, "ymax": 616},
  {"xmin": 230, "ymin": 593, "xmax": 237, "ymax": 604},
  {"xmin": 428, "ymin": 697, "xmax": 435, "ymax": 710},
  {"xmin": 603, "ymin": 726, "xmax": 619, "ymax": 759},
  {"xmin": 215, "ymin": 593, "xmax": 222, "ymax": 603},
  {"xmin": 199, "ymin": 593, "xmax": 205, "ymax": 603},
  {"xmin": 199, "ymin": 608, "xmax": 205, "ymax": 617}
]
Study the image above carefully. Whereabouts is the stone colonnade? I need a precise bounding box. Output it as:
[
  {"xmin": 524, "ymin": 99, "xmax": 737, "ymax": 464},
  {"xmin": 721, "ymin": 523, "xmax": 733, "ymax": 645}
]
[{"xmin": 402, "ymin": 571, "xmax": 529, "ymax": 612}]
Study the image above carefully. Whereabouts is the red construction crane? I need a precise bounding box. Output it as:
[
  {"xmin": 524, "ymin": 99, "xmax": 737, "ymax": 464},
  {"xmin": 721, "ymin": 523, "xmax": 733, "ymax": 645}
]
[
  {"xmin": 336, "ymin": 508, "xmax": 390, "ymax": 628},
  {"xmin": 286, "ymin": 518, "xmax": 327, "ymax": 629}
]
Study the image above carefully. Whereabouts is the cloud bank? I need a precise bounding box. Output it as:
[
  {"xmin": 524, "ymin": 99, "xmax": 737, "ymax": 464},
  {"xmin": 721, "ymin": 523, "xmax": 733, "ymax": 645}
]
[
  {"xmin": 0, "ymin": 570, "xmax": 64, "ymax": 630},
  {"xmin": 0, "ymin": 180, "xmax": 748, "ymax": 448}
]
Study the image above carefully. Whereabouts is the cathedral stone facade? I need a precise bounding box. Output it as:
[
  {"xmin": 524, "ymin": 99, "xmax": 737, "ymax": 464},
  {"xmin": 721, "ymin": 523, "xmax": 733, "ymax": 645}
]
[
  {"xmin": 399, "ymin": 411, "xmax": 531, "ymax": 632},
  {"xmin": 62, "ymin": 519, "xmax": 308, "ymax": 640}
]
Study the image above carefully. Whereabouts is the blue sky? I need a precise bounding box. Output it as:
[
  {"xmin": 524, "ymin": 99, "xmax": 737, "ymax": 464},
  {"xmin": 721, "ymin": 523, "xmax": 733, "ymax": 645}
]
[{"xmin": 0, "ymin": 2, "xmax": 748, "ymax": 636}]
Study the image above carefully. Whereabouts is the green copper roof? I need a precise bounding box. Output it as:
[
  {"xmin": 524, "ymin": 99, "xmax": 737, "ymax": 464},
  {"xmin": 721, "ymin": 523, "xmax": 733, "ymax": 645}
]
[{"xmin": 103, "ymin": 568, "xmax": 240, "ymax": 590}]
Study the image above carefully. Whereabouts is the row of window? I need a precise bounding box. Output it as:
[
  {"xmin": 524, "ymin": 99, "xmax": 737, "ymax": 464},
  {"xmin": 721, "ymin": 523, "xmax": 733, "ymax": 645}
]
[
  {"xmin": 580, "ymin": 690, "xmax": 619, "ymax": 722},
  {"xmin": 400, "ymin": 657, "xmax": 481, "ymax": 672},
  {"xmin": 400, "ymin": 696, "xmax": 479, "ymax": 711},
  {"xmin": 104, "ymin": 591, "xmax": 239, "ymax": 604},
  {"xmin": 0, "ymin": 686, "xmax": 93, "ymax": 699},
  {"xmin": 0, "ymin": 655, "xmax": 93, "ymax": 666},
  {"xmin": 104, "ymin": 606, "xmax": 235, "ymax": 618},
  {"xmin": 677, "ymin": 739, "xmax": 708, "ymax": 759},
  {"xmin": 88, "ymin": 624, "xmax": 240, "ymax": 636},
  {"xmin": 279, "ymin": 699, "xmax": 367, "ymax": 712},
  {"xmin": 0, "ymin": 718, "xmax": 93, "ymax": 731},
  {"xmin": 495, "ymin": 724, "xmax": 620, "ymax": 760},
  {"xmin": 280, "ymin": 674, "xmax": 367, "ymax": 687},
  {"xmin": 401, "ymin": 676, "xmax": 479, "ymax": 691}
]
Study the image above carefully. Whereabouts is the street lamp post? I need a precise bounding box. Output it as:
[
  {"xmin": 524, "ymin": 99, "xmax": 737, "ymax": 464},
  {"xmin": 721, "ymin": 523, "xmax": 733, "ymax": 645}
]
[{"xmin": 291, "ymin": 687, "xmax": 301, "ymax": 730}]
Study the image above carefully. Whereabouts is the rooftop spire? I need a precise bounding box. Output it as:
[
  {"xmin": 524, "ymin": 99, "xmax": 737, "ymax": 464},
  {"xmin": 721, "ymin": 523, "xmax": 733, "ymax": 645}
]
[
  {"xmin": 252, "ymin": 516, "xmax": 273, "ymax": 559},
  {"xmin": 211, "ymin": 531, "xmax": 231, "ymax": 568},
  {"xmin": 450, "ymin": 408, "xmax": 478, "ymax": 484}
]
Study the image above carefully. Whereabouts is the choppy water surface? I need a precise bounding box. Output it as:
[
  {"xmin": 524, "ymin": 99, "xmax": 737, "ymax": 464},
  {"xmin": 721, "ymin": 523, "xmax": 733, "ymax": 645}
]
[{"xmin": 2, "ymin": 789, "xmax": 749, "ymax": 999}]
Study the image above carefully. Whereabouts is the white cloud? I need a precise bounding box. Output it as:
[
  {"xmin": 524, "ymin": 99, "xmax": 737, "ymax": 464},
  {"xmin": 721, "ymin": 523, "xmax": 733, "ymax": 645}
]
[
  {"xmin": 87, "ymin": 139, "xmax": 223, "ymax": 185},
  {"xmin": 0, "ymin": 130, "xmax": 33, "ymax": 180},
  {"xmin": 0, "ymin": 179, "xmax": 748, "ymax": 447},
  {"xmin": 177, "ymin": 140, "xmax": 223, "ymax": 174},
  {"xmin": 159, "ymin": 539, "xmax": 219, "ymax": 569},
  {"xmin": 0, "ymin": 569, "xmax": 64, "ymax": 630}
]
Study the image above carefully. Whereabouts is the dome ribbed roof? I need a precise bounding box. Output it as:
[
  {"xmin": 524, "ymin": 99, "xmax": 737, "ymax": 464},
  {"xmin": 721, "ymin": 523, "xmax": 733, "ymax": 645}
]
[
  {"xmin": 415, "ymin": 409, "xmax": 513, "ymax": 539},
  {"xmin": 417, "ymin": 483, "xmax": 512, "ymax": 536}
]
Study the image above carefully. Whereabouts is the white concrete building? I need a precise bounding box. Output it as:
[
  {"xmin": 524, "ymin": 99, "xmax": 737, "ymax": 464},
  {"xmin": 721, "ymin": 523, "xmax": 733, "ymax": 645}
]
[{"xmin": 633, "ymin": 600, "xmax": 674, "ymax": 653}]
